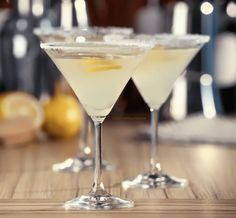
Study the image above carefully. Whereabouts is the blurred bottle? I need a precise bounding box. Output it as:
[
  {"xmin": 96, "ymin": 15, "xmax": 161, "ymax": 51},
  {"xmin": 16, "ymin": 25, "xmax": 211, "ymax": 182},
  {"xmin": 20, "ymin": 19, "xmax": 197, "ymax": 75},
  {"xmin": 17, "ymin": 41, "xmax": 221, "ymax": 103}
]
[
  {"xmin": 215, "ymin": 1, "xmax": 236, "ymax": 114},
  {"xmin": 32, "ymin": 0, "xmax": 60, "ymax": 98},
  {"xmin": 74, "ymin": 0, "xmax": 89, "ymax": 28},
  {"xmin": 32, "ymin": 0, "xmax": 53, "ymax": 28},
  {"xmin": 60, "ymin": 0, "xmax": 80, "ymax": 29},
  {"xmin": 0, "ymin": 1, "xmax": 11, "ymax": 92},
  {"xmin": 134, "ymin": 0, "xmax": 163, "ymax": 34},
  {"xmin": 36, "ymin": 0, "xmax": 80, "ymax": 99},
  {"xmin": 0, "ymin": 0, "xmax": 40, "ymax": 95},
  {"xmin": 170, "ymin": 1, "xmax": 189, "ymax": 121}
]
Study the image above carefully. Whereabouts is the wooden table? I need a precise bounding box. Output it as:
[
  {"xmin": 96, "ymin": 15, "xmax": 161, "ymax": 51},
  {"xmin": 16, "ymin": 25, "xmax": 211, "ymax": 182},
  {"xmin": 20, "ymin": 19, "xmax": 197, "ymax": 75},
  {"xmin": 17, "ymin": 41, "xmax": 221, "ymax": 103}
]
[{"xmin": 0, "ymin": 121, "xmax": 235, "ymax": 217}]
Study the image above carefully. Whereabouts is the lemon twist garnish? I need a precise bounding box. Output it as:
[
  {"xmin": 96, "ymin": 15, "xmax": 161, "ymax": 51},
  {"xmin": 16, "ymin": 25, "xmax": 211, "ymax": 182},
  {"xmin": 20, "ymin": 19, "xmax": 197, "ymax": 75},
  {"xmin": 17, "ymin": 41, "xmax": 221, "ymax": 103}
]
[{"xmin": 80, "ymin": 58, "xmax": 122, "ymax": 73}]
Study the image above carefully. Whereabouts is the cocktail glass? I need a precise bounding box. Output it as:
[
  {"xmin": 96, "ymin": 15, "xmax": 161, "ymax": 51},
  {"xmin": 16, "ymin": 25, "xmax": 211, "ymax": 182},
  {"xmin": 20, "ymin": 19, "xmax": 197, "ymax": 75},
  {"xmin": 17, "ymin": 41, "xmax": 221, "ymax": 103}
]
[
  {"xmin": 122, "ymin": 34, "xmax": 210, "ymax": 189},
  {"xmin": 35, "ymin": 27, "xmax": 133, "ymax": 173},
  {"xmin": 41, "ymin": 40, "xmax": 152, "ymax": 209}
]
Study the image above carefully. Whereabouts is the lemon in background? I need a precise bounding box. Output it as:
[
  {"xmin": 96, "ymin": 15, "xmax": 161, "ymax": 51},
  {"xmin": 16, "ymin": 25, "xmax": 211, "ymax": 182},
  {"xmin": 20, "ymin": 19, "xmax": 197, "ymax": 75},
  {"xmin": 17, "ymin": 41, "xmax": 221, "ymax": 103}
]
[
  {"xmin": 0, "ymin": 92, "xmax": 44, "ymax": 129},
  {"xmin": 43, "ymin": 94, "xmax": 81, "ymax": 138}
]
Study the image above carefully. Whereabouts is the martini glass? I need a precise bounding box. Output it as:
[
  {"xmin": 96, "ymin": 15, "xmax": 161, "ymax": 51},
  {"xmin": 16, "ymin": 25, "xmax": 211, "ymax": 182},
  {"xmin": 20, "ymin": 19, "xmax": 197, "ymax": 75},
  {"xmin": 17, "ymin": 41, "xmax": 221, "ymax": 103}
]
[
  {"xmin": 35, "ymin": 27, "xmax": 133, "ymax": 173},
  {"xmin": 122, "ymin": 34, "xmax": 210, "ymax": 189},
  {"xmin": 41, "ymin": 40, "xmax": 152, "ymax": 209}
]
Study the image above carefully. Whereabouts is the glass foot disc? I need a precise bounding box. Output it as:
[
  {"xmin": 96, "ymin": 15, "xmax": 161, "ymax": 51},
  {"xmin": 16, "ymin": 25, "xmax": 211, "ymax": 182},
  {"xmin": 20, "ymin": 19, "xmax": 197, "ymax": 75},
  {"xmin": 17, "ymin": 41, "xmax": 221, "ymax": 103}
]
[
  {"xmin": 122, "ymin": 172, "xmax": 188, "ymax": 189},
  {"xmin": 52, "ymin": 156, "xmax": 113, "ymax": 173},
  {"xmin": 64, "ymin": 192, "xmax": 134, "ymax": 210}
]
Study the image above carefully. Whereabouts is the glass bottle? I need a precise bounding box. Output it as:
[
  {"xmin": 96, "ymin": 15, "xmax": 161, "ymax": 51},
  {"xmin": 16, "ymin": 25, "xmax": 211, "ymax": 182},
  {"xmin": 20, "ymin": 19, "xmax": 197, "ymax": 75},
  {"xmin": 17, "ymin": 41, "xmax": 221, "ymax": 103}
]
[{"xmin": 0, "ymin": 0, "xmax": 40, "ymax": 95}]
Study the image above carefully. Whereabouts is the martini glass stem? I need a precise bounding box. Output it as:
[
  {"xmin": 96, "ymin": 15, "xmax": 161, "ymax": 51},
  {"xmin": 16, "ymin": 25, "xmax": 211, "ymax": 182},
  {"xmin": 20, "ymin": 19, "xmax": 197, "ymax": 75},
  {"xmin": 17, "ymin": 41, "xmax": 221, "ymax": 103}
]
[
  {"xmin": 150, "ymin": 108, "xmax": 161, "ymax": 174},
  {"xmin": 92, "ymin": 121, "xmax": 104, "ymax": 192},
  {"xmin": 78, "ymin": 110, "xmax": 91, "ymax": 156}
]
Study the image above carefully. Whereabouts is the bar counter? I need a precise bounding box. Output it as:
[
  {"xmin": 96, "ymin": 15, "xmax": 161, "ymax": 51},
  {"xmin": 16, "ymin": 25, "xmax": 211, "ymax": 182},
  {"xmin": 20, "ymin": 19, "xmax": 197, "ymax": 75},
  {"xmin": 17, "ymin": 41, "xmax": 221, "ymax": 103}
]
[{"xmin": 0, "ymin": 121, "xmax": 235, "ymax": 217}]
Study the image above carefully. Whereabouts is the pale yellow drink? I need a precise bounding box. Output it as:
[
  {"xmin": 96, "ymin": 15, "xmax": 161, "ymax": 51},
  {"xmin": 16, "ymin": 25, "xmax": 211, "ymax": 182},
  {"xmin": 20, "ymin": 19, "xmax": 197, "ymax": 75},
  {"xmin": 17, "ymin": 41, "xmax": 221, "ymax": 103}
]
[
  {"xmin": 44, "ymin": 43, "xmax": 145, "ymax": 122},
  {"xmin": 132, "ymin": 46, "xmax": 199, "ymax": 110}
]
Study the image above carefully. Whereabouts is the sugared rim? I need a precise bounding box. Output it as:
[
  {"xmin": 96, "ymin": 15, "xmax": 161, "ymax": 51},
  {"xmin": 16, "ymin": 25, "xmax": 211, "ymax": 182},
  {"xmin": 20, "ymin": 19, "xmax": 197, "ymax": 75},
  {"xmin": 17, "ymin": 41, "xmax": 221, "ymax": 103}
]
[
  {"xmin": 34, "ymin": 26, "xmax": 133, "ymax": 37},
  {"xmin": 40, "ymin": 40, "xmax": 154, "ymax": 54},
  {"xmin": 134, "ymin": 34, "xmax": 210, "ymax": 48},
  {"xmin": 34, "ymin": 27, "xmax": 97, "ymax": 39}
]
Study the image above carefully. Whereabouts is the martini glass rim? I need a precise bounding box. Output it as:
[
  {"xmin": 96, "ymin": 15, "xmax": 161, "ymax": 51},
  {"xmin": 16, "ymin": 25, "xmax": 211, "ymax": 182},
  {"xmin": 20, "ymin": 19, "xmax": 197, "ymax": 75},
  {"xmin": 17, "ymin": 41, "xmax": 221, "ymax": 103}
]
[
  {"xmin": 33, "ymin": 26, "xmax": 133, "ymax": 38},
  {"xmin": 134, "ymin": 33, "xmax": 210, "ymax": 48},
  {"xmin": 40, "ymin": 40, "xmax": 154, "ymax": 54}
]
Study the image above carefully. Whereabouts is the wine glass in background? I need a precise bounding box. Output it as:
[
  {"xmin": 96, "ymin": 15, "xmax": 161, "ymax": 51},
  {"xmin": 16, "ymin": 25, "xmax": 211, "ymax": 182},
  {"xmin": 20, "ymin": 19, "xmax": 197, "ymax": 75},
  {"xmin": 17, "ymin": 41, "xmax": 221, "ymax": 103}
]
[
  {"xmin": 41, "ymin": 39, "xmax": 153, "ymax": 209},
  {"xmin": 34, "ymin": 27, "xmax": 133, "ymax": 173},
  {"xmin": 122, "ymin": 34, "xmax": 210, "ymax": 189}
]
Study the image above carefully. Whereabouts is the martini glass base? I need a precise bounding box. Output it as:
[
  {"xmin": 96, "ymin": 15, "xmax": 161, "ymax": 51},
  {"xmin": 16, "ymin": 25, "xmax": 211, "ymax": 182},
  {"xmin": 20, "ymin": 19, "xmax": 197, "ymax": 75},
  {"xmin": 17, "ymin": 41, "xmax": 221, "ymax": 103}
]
[
  {"xmin": 64, "ymin": 190, "xmax": 134, "ymax": 210},
  {"xmin": 122, "ymin": 172, "xmax": 188, "ymax": 189},
  {"xmin": 52, "ymin": 156, "xmax": 113, "ymax": 173}
]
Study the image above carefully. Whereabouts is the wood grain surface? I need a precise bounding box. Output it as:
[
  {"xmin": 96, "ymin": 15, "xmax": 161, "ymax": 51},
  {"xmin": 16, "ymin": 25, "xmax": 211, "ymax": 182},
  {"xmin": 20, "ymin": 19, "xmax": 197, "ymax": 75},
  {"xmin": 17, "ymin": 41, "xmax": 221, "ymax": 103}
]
[{"xmin": 0, "ymin": 121, "xmax": 235, "ymax": 217}]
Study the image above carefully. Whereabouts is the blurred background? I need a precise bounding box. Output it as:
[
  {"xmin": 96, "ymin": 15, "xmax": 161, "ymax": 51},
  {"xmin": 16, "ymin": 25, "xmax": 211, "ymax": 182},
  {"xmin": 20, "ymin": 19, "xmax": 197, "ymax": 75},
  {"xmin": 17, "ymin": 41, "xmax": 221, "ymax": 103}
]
[{"xmin": 0, "ymin": 0, "xmax": 235, "ymax": 125}]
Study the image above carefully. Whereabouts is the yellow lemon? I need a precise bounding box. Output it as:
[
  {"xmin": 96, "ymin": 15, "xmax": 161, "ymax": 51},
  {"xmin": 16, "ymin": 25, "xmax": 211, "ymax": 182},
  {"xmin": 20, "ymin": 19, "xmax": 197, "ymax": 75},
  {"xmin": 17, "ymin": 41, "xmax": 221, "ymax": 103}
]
[
  {"xmin": 0, "ymin": 92, "xmax": 44, "ymax": 129},
  {"xmin": 80, "ymin": 58, "xmax": 122, "ymax": 73},
  {"xmin": 43, "ymin": 94, "xmax": 81, "ymax": 138}
]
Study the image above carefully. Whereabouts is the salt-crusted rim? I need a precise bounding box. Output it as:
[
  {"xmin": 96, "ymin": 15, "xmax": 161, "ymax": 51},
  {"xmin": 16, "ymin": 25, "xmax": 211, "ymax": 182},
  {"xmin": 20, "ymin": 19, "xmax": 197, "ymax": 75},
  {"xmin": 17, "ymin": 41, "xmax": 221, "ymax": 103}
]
[
  {"xmin": 34, "ymin": 26, "xmax": 133, "ymax": 38},
  {"xmin": 134, "ymin": 34, "xmax": 210, "ymax": 48},
  {"xmin": 40, "ymin": 39, "xmax": 154, "ymax": 55}
]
